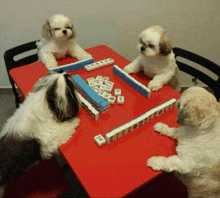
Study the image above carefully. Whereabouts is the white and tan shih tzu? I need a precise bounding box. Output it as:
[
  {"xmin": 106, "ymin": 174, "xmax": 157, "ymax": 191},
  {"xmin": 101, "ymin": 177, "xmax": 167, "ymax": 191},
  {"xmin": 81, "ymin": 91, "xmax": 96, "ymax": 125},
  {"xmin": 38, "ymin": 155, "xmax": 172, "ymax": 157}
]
[
  {"xmin": 147, "ymin": 86, "xmax": 220, "ymax": 198},
  {"xmin": 36, "ymin": 14, "xmax": 92, "ymax": 69},
  {"xmin": 0, "ymin": 71, "xmax": 81, "ymax": 197},
  {"xmin": 124, "ymin": 25, "xmax": 180, "ymax": 91}
]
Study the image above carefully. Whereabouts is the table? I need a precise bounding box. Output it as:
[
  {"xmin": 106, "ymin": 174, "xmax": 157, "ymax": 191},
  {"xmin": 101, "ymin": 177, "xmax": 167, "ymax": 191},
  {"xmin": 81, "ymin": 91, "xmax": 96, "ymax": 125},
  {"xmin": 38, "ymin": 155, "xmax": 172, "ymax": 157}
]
[{"xmin": 9, "ymin": 45, "xmax": 186, "ymax": 198}]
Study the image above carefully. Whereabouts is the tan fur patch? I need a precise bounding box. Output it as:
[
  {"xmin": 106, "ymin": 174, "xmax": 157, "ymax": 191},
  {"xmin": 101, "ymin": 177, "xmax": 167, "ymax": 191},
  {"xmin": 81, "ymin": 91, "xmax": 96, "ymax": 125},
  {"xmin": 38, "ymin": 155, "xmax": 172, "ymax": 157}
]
[
  {"xmin": 159, "ymin": 33, "xmax": 172, "ymax": 56},
  {"xmin": 178, "ymin": 87, "xmax": 220, "ymax": 127},
  {"xmin": 150, "ymin": 25, "xmax": 173, "ymax": 56},
  {"xmin": 69, "ymin": 25, "xmax": 76, "ymax": 39},
  {"xmin": 42, "ymin": 20, "xmax": 51, "ymax": 39}
]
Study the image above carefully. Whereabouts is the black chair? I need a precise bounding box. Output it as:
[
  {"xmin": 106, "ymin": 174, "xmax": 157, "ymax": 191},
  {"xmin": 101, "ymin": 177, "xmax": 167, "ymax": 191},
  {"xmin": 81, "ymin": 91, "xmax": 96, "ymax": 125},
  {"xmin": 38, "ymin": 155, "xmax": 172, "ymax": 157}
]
[
  {"xmin": 4, "ymin": 41, "xmax": 39, "ymax": 108},
  {"xmin": 173, "ymin": 47, "xmax": 220, "ymax": 101}
]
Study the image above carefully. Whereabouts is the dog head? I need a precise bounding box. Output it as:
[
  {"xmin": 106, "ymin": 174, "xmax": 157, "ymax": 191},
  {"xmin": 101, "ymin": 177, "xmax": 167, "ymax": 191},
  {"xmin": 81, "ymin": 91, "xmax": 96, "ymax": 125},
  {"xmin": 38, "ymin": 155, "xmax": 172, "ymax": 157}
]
[
  {"xmin": 176, "ymin": 86, "xmax": 220, "ymax": 128},
  {"xmin": 33, "ymin": 71, "xmax": 81, "ymax": 122},
  {"xmin": 138, "ymin": 25, "xmax": 172, "ymax": 57},
  {"xmin": 42, "ymin": 14, "xmax": 76, "ymax": 40}
]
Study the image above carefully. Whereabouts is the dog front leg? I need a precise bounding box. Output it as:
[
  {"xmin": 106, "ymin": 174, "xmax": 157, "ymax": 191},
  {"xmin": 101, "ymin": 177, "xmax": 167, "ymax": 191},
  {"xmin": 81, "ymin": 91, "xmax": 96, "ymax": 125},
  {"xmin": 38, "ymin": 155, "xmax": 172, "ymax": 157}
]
[
  {"xmin": 148, "ymin": 71, "xmax": 174, "ymax": 91},
  {"xmin": 70, "ymin": 42, "xmax": 92, "ymax": 60},
  {"xmin": 39, "ymin": 52, "xmax": 58, "ymax": 69},
  {"xmin": 147, "ymin": 155, "xmax": 190, "ymax": 174},
  {"xmin": 154, "ymin": 122, "xmax": 179, "ymax": 139},
  {"xmin": 123, "ymin": 56, "xmax": 142, "ymax": 74}
]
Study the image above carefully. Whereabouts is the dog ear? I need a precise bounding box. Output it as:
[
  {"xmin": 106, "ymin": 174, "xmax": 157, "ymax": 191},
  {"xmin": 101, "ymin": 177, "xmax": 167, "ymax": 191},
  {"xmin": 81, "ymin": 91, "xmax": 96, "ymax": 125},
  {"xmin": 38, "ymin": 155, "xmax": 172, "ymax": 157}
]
[
  {"xmin": 46, "ymin": 76, "xmax": 80, "ymax": 122},
  {"xmin": 181, "ymin": 100, "xmax": 214, "ymax": 127},
  {"xmin": 62, "ymin": 74, "xmax": 80, "ymax": 118},
  {"xmin": 42, "ymin": 20, "xmax": 52, "ymax": 39},
  {"xmin": 187, "ymin": 106, "xmax": 207, "ymax": 126},
  {"xmin": 159, "ymin": 33, "xmax": 172, "ymax": 56},
  {"xmin": 69, "ymin": 24, "xmax": 76, "ymax": 39}
]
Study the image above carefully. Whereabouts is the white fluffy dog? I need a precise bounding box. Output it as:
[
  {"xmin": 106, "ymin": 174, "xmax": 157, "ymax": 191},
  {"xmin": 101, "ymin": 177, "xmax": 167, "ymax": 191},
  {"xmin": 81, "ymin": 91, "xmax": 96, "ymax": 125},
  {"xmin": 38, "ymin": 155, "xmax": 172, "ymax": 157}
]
[
  {"xmin": 147, "ymin": 86, "xmax": 220, "ymax": 197},
  {"xmin": 0, "ymin": 71, "xmax": 81, "ymax": 197},
  {"xmin": 36, "ymin": 14, "xmax": 92, "ymax": 69},
  {"xmin": 124, "ymin": 25, "xmax": 180, "ymax": 91}
]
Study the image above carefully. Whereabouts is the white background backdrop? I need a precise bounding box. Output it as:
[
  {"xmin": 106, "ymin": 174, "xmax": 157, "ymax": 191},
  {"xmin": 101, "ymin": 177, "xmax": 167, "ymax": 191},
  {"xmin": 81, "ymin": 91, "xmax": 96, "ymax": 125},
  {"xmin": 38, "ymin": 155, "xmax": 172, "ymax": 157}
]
[{"xmin": 1, "ymin": 0, "xmax": 219, "ymax": 88}]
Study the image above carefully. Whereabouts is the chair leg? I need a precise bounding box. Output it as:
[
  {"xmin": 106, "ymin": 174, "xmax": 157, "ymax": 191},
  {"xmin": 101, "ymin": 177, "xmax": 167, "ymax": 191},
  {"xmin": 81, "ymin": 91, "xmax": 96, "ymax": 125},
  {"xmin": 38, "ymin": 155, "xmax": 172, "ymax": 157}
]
[
  {"xmin": 16, "ymin": 95, "xmax": 25, "ymax": 108},
  {"xmin": 15, "ymin": 100, "xmax": 20, "ymax": 108},
  {"xmin": 9, "ymin": 79, "xmax": 25, "ymax": 108}
]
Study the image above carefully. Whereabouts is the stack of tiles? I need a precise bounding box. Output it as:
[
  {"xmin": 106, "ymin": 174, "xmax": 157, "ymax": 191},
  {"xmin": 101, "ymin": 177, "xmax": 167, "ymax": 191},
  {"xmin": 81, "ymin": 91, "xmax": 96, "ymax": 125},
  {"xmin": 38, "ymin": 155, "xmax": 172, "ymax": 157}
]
[
  {"xmin": 49, "ymin": 58, "xmax": 94, "ymax": 72},
  {"xmin": 72, "ymin": 75, "xmax": 110, "ymax": 113},
  {"xmin": 77, "ymin": 92, "xmax": 99, "ymax": 120},
  {"xmin": 113, "ymin": 65, "xmax": 151, "ymax": 98},
  {"xmin": 105, "ymin": 98, "xmax": 177, "ymax": 143},
  {"xmin": 84, "ymin": 58, "xmax": 114, "ymax": 71},
  {"xmin": 87, "ymin": 75, "xmax": 124, "ymax": 105}
]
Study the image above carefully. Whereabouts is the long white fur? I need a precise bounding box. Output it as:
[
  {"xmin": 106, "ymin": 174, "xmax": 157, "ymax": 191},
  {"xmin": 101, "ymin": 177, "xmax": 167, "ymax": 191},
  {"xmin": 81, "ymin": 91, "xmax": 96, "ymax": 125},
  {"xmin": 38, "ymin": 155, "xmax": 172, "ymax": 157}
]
[
  {"xmin": 124, "ymin": 25, "xmax": 180, "ymax": 91},
  {"xmin": 36, "ymin": 14, "xmax": 92, "ymax": 69},
  {"xmin": 147, "ymin": 86, "xmax": 220, "ymax": 197},
  {"xmin": 0, "ymin": 72, "xmax": 81, "ymax": 197},
  {"xmin": 1, "ymin": 73, "xmax": 80, "ymax": 159}
]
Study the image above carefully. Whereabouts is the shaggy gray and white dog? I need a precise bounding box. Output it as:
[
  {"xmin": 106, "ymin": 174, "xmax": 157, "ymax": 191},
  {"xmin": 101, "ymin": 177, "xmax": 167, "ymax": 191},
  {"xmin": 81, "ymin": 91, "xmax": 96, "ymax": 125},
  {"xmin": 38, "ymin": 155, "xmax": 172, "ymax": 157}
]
[{"xmin": 0, "ymin": 71, "xmax": 81, "ymax": 197}]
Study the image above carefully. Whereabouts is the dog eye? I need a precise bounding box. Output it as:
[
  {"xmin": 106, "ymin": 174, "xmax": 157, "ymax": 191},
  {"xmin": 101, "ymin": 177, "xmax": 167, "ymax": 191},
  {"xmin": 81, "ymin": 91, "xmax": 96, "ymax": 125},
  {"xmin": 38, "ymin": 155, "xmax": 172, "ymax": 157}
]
[
  {"xmin": 149, "ymin": 44, "xmax": 154, "ymax": 48},
  {"xmin": 66, "ymin": 26, "xmax": 72, "ymax": 29},
  {"xmin": 54, "ymin": 28, "xmax": 61, "ymax": 31}
]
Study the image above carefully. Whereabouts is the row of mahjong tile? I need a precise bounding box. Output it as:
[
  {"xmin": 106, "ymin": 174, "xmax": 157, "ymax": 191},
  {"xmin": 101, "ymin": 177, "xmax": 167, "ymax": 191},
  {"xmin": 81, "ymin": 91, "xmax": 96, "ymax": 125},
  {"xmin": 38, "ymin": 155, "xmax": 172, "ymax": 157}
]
[
  {"xmin": 113, "ymin": 65, "xmax": 151, "ymax": 98},
  {"xmin": 72, "ymin": 75, "xmax": 109, "ymax": 112},
  {"xmin": 84, "ymin": 58, "xmax": 114, "ymax": 71},
  {"xmin": 77, "ymin": 92, "xmax": 99, "ymax": 120},
  {"xmin": 87, "ymin": 75, "xmax": 124, "ymax": 105},
  {"xmin": 94, "ymin": 98, "xmax": 177, "ymax": 146}
]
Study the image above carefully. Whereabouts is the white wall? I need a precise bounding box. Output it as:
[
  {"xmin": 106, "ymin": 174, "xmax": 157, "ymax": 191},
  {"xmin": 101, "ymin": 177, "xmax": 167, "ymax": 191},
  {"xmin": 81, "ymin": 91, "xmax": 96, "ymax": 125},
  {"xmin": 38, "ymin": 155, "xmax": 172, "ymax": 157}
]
[{"xmin": 1, "ymin": 0, "xmax": 220, "ymax": 88}]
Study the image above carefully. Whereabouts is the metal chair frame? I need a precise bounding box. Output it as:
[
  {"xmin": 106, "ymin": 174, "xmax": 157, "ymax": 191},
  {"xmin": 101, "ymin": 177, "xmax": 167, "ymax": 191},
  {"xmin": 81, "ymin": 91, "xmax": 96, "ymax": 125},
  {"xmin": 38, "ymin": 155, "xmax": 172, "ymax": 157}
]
[
  {"xmin": 173, "ymin": 47, "xmax": 220, "ymax": 100},
  {"xmin": 4, "ymin": 41, "xmax": 38, "ymax": 107}
]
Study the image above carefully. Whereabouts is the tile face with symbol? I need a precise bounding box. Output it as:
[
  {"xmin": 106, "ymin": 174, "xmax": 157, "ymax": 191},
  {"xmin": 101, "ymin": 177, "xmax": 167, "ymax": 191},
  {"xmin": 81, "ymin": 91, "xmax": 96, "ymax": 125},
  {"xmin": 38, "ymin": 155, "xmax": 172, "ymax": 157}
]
[
  {"xmin": 94, "ymin": 134, "xmax": 107, "ymax": 146},
  {"xmin": 117, "ymin": 96, "xmax": 124, "ymax": 104},
  {"xmin": 108, "ymin": 96, "xmax": 116, "ymax": 104},
  {"xmin": 114, "ymin": 88, "xmax": 121, "ymax": 96}
]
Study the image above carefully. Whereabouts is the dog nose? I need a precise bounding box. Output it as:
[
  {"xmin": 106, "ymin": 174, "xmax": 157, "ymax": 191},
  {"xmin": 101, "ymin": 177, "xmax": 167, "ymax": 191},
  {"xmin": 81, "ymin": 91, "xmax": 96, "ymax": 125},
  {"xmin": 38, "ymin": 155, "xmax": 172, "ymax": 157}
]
[
  {"xmin": 63, "ymin": 30, "xmax": 67, "ymax": 35},
  {"xmin": 141, "ymin": 46, "xmax": 145, "ymax": 52}
]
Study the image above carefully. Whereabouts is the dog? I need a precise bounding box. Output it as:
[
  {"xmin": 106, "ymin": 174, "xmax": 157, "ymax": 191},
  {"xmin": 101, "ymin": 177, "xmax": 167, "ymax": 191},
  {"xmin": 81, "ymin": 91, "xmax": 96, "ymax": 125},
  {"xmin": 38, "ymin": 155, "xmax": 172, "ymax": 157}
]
[
  {"xmin": 36, "ymin": 14, "xmax": 92, "ymax": 69},
  {"xmin": 123, "ymin": 25, "xmax": 180, "ymax": 91},
  {"xmin": 147, "ymin": 86, "xmax": 220, "ymax": 197},
  {"xmin": 0, "ymin": 71, "xmax": 81, "ymax": 197}
]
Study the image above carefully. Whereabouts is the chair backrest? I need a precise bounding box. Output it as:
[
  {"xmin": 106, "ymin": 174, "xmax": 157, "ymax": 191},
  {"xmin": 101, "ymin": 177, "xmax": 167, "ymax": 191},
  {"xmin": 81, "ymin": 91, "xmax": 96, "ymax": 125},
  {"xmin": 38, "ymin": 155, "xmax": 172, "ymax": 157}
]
[
  {"xmin": 4, "ymin": 40, "xmax": 38, "ymax": 71},
  {"xmin": 173, "ymin": 47, "xmax": 220, "ymax": 100},
  {"xmin": 4, "ymin": 40, "xmax": 39, "ymax": 107}
]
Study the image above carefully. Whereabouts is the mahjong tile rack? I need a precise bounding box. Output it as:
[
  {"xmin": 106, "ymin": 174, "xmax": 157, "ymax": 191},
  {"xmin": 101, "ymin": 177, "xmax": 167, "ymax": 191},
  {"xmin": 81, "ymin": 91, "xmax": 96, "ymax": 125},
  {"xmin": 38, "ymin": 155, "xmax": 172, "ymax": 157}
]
[{"xmin": 10, "ymin": 45, "xmax": 182, "ymax": 198}]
